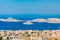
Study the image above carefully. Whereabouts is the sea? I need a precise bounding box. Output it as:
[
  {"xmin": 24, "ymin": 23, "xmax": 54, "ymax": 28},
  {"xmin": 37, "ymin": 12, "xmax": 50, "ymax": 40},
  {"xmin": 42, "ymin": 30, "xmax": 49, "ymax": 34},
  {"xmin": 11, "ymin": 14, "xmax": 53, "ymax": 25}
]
[{"xmin": 0, "ymin": 14, "xmax": 60, "ymax": 30}]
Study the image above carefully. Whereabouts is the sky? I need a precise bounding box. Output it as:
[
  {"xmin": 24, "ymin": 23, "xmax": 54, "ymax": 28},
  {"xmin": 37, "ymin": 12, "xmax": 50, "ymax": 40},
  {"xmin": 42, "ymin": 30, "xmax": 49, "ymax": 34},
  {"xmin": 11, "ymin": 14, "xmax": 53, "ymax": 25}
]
[{"xmin": 0, "ymin": 0, "xmax": 60, "ymax": 15}]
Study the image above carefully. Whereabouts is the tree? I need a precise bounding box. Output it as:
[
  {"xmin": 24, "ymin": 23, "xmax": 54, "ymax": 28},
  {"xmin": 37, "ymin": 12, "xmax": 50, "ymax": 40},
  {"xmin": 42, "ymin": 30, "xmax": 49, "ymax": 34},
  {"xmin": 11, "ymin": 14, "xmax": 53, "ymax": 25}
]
[
  {"xmin": 54, "ymin": 38, "xmax": 58, "ymax": 40},
  {"xmin": 7, "ymin": 37, "xmax": 9, "ymax": 40},
  {"xmin": 0, "ymin": 37, "xmax": 2, "ymax": 40}
]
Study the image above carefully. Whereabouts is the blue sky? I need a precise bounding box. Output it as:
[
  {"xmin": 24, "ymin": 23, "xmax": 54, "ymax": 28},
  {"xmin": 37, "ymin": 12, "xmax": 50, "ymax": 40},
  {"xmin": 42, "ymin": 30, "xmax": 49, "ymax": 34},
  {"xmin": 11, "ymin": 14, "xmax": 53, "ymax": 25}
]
[{"xmin": 0, "ymin": 0, "xmax": 60, "ymax": 15}]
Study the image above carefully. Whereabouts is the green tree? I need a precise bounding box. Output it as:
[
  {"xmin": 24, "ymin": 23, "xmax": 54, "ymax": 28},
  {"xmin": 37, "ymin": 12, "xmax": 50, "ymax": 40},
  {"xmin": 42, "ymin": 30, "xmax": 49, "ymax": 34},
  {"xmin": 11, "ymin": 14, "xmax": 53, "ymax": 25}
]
[
  {"xmin": 54, "ymin": 38, "xmax": 58, "ymax": 40},
  {"xmin": 0, "ymin": 37, "xmax": 2, "ymax": 40},
  {"xmin": 7, "ymin": 37, "xmax": 9, "ymax": 40}
]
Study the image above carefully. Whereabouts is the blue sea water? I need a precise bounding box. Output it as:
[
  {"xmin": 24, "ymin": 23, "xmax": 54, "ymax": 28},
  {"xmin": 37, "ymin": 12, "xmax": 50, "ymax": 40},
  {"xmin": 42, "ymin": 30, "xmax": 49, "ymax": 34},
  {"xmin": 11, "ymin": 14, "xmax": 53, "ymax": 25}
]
[
  {"xmin": 0, "ymin": 22, "xmax": 60, "ymax": 30},
  {"xmin": 0, "ymin": 14, "xmax": 60, "ymax": 30}
]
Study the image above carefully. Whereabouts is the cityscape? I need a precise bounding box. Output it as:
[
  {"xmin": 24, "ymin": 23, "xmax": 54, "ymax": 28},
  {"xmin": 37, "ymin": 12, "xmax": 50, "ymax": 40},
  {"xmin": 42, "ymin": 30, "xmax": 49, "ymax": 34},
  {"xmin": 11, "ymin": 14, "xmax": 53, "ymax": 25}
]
[
  {"xmin": 0, "ymin": 30, "xmax": 60, "ymax": 40},
  {"xmin": 0, "ymin": 0, "xmax": 60, "ymax": 40}
]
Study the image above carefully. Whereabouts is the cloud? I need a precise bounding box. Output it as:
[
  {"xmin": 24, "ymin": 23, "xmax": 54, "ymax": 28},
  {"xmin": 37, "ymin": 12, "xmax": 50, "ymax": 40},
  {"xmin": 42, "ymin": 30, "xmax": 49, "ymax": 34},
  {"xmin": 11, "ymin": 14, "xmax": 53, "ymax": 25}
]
[
  {"xmin": 32, "ymin": 18, "xmax": 47, "ymax": 22},
  {"xmin": 23, "ymin": 21, "xmax": 33, "ymax": 25},
  {"xmin": 0, "ymin": 17, "xmax": 21, "ymax": 22}
]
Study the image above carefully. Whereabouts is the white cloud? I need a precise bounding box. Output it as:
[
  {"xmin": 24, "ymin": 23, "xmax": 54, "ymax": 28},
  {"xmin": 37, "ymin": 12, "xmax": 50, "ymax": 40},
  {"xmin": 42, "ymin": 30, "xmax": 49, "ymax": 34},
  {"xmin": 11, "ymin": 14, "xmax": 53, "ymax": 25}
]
[
  {"xmin": 47, "ymin": 18, "xmax": 60, "ymax": 23},
  {"xmin": 23, "ymin": 21, "xmax": 33, "ymax": 25},
  {"xmin": 32, "ymin": 18, "xmax": 47, "ymax": 22}
]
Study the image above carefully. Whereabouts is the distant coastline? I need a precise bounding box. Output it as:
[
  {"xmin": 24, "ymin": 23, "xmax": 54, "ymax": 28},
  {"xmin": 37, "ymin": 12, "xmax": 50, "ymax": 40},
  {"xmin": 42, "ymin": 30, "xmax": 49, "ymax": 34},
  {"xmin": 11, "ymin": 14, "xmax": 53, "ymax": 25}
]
[{"xmin": 0, "ymin": 17, "xmax": 60, "ymax": 23}]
